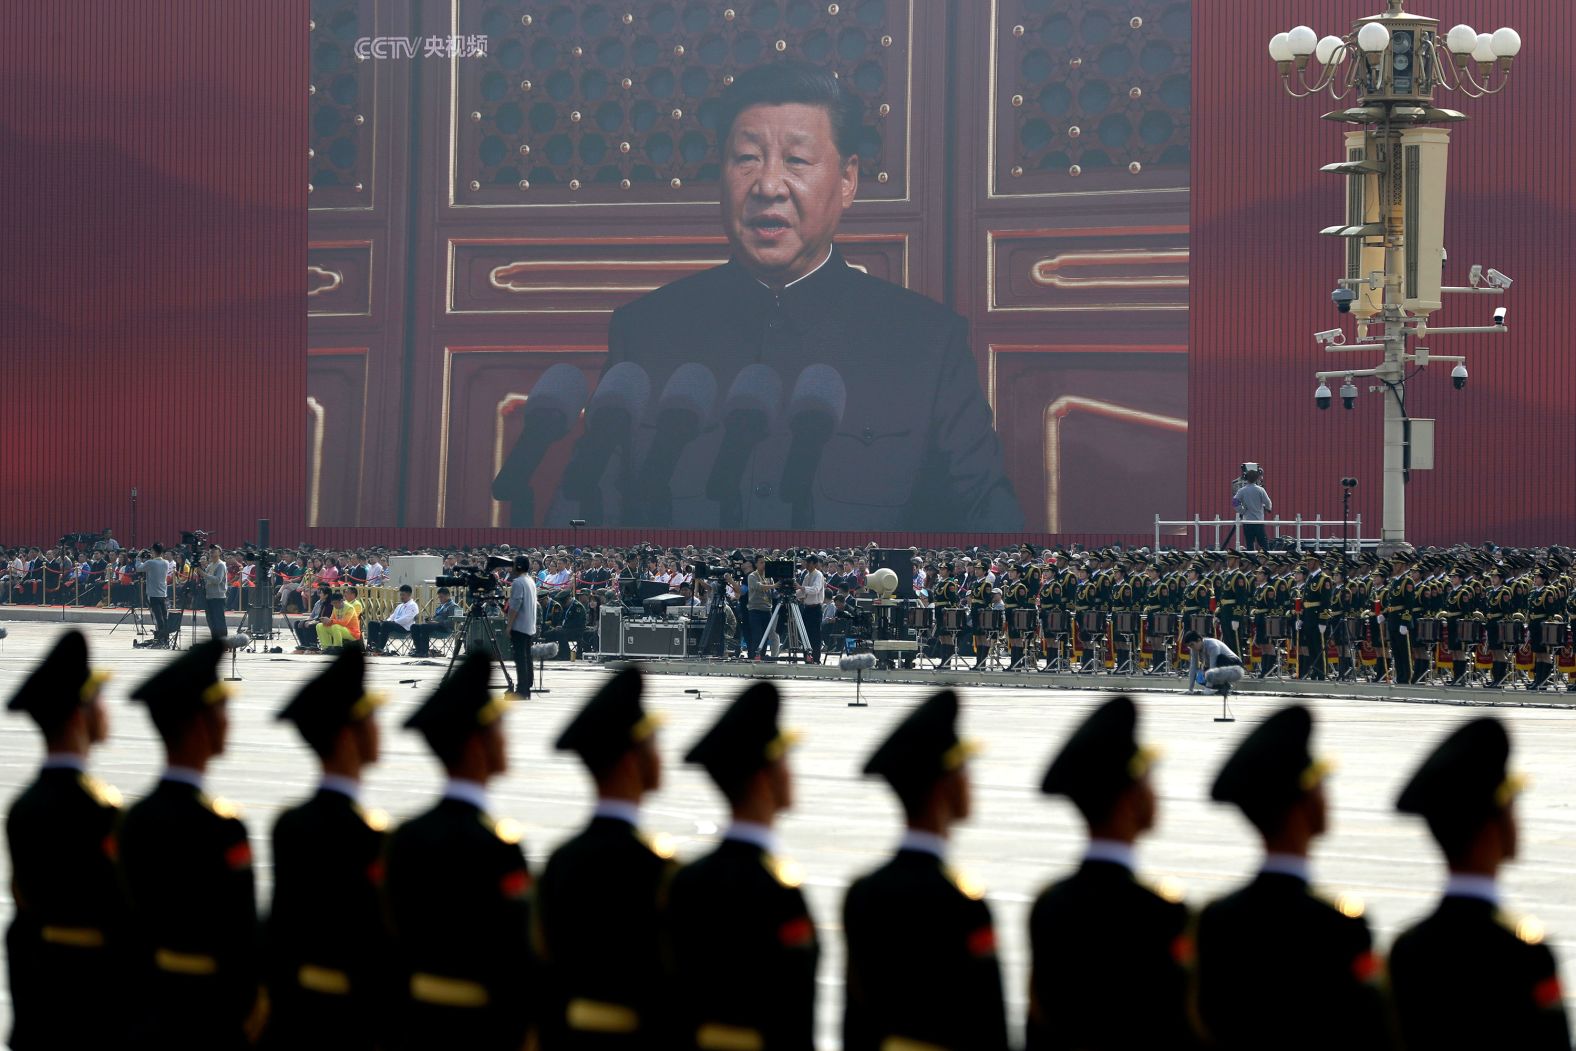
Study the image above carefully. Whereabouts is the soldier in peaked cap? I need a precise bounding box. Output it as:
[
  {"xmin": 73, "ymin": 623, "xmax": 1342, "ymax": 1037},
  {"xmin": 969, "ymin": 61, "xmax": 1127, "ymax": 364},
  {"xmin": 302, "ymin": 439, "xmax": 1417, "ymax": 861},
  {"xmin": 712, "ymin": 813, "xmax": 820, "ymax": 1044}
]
[
  {"xmin": 1389, "ymin": 718, "xmax": 1570, "ymax": 1049},
  {"xmin": 118, "ymin": 640, "xmax": 262, "ymax": 1051},
  {"xmin": 384, "ymin": 651, "xmax": 533, "ymax": 1051},
  {"xmin": 262, "ymin": 644, "xmax": 393, "ymax": 1051},
  {"xmin": 668, "ymin": 681, "xmax": 816, "ymax": 1051},
  {"xmin": 1193, "ymin": 705, "xmax": 1390, "ymax": 1051},
  {"xmin": 1026, "ymin": 696, "xmax": 1196, "ymax": 1051},
  {"xmin": 842, "ymin": 689, "xmax": 1008, "ymax": 1051},
  {"xmin": 4, "ymin": 630, "xmax": 131, "ymax": 1051},
  {"xmin": 535, "ymin": 666, "xmax": 677, "ymax": 1049}
]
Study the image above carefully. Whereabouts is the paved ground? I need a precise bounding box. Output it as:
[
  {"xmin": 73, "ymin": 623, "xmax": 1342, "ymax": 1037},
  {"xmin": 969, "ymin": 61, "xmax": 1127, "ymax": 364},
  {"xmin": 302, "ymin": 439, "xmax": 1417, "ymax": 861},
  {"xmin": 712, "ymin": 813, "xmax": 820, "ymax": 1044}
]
[{"xmin": 2, "ymin": 619, "xmax": 1574, "ymax": 1048}]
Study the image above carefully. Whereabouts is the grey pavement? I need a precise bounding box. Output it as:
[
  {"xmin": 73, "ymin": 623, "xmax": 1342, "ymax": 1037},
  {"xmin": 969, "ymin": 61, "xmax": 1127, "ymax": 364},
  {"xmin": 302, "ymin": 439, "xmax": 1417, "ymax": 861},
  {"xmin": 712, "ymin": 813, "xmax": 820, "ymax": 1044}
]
[{"xmin": 1, "ymin": 620, "xmax": 1573, "ymax": 1049}]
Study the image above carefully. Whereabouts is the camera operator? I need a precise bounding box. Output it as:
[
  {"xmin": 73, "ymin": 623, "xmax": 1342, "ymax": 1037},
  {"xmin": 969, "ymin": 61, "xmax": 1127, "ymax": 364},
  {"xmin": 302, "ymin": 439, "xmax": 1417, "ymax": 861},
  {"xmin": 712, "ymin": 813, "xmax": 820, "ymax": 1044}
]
[
  {"xmin": 138, "ymin": 543, "xmax": 172, "ymax": 647},
  {"xmin": 411, "ymin": 587, "xmax": 459, "ymax": 657},
  {"xmin": 506, "ymin": 556, "xmax": 537, "ymax": 694},
  {"xmin": 1231, "ymin": 469, "xmax": 1273, "ymax": 552},
  {"xmin": 797, "ymin": 553, "xmax": 827, "ymax": 663},
  {"xmin": 745, "ymin": 554, "xmax": 776, "ymax": 661},
  {"xmin": 199, "ymin": 544, "xmax": 228, "ymax": 639}
]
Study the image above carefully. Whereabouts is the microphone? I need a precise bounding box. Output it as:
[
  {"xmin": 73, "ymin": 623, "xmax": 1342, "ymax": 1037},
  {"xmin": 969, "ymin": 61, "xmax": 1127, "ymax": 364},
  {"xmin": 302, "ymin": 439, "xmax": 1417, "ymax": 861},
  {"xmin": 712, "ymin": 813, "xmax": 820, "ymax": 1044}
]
[
  {"xmin": 705, "ymin": 364, "xmax": 783, "ymax": 527},
  {"xmin": 222, "ymin": 633, "xmax": 251, "ymax": 650},
  {"xmin": 491, "ymin": 364, "xmax": 591, "ymax": 524},
  {"xmin": 626, "ymin": 364, "xmax": 718, "ymax": 525},
  {"xmin": 838, "ymin": 652, "xmax": 877, "ymax": 672},
  {"xmin": 561, "ymin": 362, "xmax": 651, "ymax": 520},
  {"xmin": 778, "ymin": 365, "xmax": 847, "ymax": 527}
]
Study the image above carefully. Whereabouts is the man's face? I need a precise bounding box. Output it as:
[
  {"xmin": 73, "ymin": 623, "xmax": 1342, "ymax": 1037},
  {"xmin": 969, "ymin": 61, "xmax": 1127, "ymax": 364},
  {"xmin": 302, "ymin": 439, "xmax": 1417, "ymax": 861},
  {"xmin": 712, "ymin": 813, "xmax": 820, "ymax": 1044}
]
[{"xmin": 721, "ymin": 103, "xmax": 858, "ymax": 286}]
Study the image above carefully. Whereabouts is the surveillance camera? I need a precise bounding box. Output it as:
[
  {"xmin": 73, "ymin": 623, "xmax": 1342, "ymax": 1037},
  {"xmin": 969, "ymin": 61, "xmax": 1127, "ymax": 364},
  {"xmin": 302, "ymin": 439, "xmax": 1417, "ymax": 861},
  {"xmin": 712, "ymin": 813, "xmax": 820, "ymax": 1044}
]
[
  {"xmin": 1314, "ymin": 328, "xmax": 1346, "ymax": 346},
  {"xmin": 1339, "ymin": 379, "xmax": 1358, "ymax": 410},
  {"xmin": 1486, "ymin": 268, "xmax": 1513, "ymax": 290},
  {"xmin": 1452, "ymin": 363, "xmax": 1468, "ymax": 390},
  {"xmin": 1468, "ymin": 264, "xmax": 1484, "ymax": 287},
  {"xmin": 1340, "ymin": 476, "xmax": 1359, "ymax": 488},
  {"xmin": 1331, "ymin": 287, "xmax": 1356, "ymax": 313},
  {"xmin": 1493, "ymin": 306, "xmax": 1507, "ymax": 325},
  {"xmin": 1315, "ymin": 382, "xmax": 1332, "ymax": 410}
]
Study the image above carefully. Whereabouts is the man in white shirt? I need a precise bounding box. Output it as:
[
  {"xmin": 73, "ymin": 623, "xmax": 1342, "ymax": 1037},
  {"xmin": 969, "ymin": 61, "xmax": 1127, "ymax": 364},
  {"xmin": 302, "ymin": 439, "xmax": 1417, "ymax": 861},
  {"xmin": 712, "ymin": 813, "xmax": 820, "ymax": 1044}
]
[
  {"xmin": 367, "ymin": 584, "xmax": 421, "ymax": 652},
  {"xmin": 366, "ymin": 558, "xmax": 388, "ymax": 587},
  {"xmin": 506, "ymin": 557, "xmax": 538, "ymax": 695},
  {"xmin": 796, "ymin": 554, "xmax": 827, "ymax": 663}
]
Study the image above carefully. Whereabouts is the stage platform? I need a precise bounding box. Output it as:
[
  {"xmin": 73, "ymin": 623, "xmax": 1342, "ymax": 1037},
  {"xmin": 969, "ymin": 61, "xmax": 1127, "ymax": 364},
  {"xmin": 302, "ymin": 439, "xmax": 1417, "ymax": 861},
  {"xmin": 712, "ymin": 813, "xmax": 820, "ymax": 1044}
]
[{"xmin": 1, "ymin": 619, "xmax": 1574, "ymax": 1046}]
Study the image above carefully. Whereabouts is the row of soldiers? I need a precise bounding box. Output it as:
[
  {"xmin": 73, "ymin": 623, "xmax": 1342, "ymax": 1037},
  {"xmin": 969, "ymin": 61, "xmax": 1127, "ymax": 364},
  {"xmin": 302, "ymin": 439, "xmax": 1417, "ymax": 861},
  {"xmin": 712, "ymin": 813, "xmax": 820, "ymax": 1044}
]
[
  {"xmin": 926, "ymin": 544, "xmax": 1573, "ymax": 688},
  {"xmin": 6, "ymin": 631, "xmax": 1571, "ymax": 1050}
]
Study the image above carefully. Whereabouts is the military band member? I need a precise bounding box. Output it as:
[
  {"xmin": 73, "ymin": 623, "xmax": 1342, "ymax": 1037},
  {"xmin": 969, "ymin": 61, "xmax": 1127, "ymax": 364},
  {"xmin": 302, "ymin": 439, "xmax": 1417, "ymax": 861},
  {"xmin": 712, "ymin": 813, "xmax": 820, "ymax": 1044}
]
[
  {"xmin": 120, "ymin": 640, "xmax": 262, "ymax": 1051},
  {"xmin": 263, "ymin": 644, "xmax": 392, "ymax": 1051},
  {"xmin": 1002, "ymin": 563, "xmax": 1034, "ymax": 669},
  {"xmin": 4, "ymin": 630, "xmax": 129, "ymax": 1051},
  {"xmin": 1019, "ymin": 544, "xmax": 1044, "ymax": 595},
  {"xmin": 1038, "ymin": 562, "xmax": 1069, "ymax": 672},
  {"xmin": 1027, "ymin": 696, "xmax": 1195, "ymax": 1051},
  {"xmin": 385, "ymin": 651, "xmax": 533, "ymax": 1051},
  {"xmin": 1107, "ymin": 564, "xmax": 1137, "ymax": 672},
  {"xmin": 1215, "ymin": 552, "xmax": 1252, "ymax": 662},
  {"xmin": 1390, "ymin": 718, "xmax": 1571, "ymax": 1049},
  {"xmin": 1250, "ymin": 564, "xmax": 1279, "ymax": 677},
  {"xmin": 843, "ymin": 689, "xmax": 1008, "ymax": 1051},
  {"xmin": 1482, "ymin": 563, "xmax": 1517, "ymax": 686},
  {"xmin": 1526, "ymin": 567, "xmax": 1561, "ymax": 690},
  {"xmin": 967, "ymin": 568, "xmax": 994, "ymax": 670},
  {"xmin": 1298, "ymin": 554, "xmax": 1332, "ymax": 681},
  {"xmin": 1194, "ymin": 705, "xmax": 1390, "ymax": 1051},
  {"xmin": 669, "ymin": 681, "xmax": 817, "ymax": 1051},
  {"xmin": 1179, "ymin": 564, "xmax": 1213, "ymax": 641},
  {"xmin": 1379, "ymin": 560, "xmax": 1418, "ymax": 684},
  {"xmin": 1441, "ymin": 565, "xmax": 1478, "ymax": 685},
  {"xmin": 933, "ymin": 563, "xmax": 964, "ymax": 666},
  {"xmin": 537, "ymin": 666, "xmax": 676, "ymax": 1048}
]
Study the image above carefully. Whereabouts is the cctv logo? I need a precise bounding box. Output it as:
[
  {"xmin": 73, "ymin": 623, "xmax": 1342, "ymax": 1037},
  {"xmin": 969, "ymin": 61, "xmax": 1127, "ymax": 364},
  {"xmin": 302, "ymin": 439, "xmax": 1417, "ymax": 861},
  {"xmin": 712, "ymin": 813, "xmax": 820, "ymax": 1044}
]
[{"xmin": 352, "ymin": 35, "xmax": 489, "ymax": 60}]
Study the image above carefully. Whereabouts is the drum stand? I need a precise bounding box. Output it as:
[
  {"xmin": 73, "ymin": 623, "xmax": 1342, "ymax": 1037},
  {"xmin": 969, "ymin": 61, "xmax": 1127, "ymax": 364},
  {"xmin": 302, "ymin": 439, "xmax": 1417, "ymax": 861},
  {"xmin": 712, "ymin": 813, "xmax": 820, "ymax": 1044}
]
[
  {"xmin": 1074, "ymin": 629, "xmax": 1106, "ymax": 674},
  {"xmin": 1041, "ymin": 631, "xmax": 1069, "ymax": 673},
  {"xmin": 913, "ymin": 626, "xmax": 942, "ymax": 670},
  {"xmin": 939, "ymin": 632, "xmax": 970, "ymax": 671},
  {"xmin": 1263, "ymin": 634, "xmax": 1293, "ymax": 681},
  {"xmin": 983, "ymin": 628, "xmax": 1010, "ymax": 671},
  {"xmin": 1112, "ymin": 628, "xmax": 1141, "ymax": 675}
]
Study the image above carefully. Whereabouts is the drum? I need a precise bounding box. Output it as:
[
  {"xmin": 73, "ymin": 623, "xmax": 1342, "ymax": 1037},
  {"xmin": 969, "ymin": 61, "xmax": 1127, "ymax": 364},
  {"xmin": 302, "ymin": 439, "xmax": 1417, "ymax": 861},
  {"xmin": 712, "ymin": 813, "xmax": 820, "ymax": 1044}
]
[
  {"xmin": 937, "ymin": 607, "xmax": 967, "ymax": 633},
  {"xmin": 1187, "ymin": 614, "xmax": 1215, "ymax": 638},
  {"xmin": 1263, "ymin": 615, "xmax": 1293, "ymax": 639},
  {"xmin": 907, "ymin": 605, "xmax": 936, "ymax": 632},
  {"xmin": 1411, "ymin": 618, "xmax": 1442, "ymax": 644},
  {"xmin": 975, "ymin": 608, "xmax": 1002, "ymax": 633},
  {"xmin": 1146, "ymin": 612, "xmax": 1179, "ymax": 637},
  {"xmin": 1112, "ymin": 611, "xmax": 1142, "ymax": 636},
  {"xmin": 1534, "ymin": 621, "xmax": 1567, "ymax": 648},
  {"xmin": 1076, "ymin": 610, "xmax": 1107, "ymax": 635},
  {"xmin": 1009, "ymin": 608, "xmax": 1039, "ymax": 633},
  {"xmin": 1041, "ymin": 609, "xmax": 1068, "ymax": 635},
  {"xmin": 1455, "ymin": 619, "xmax": 1484, "ymax": 645},
  {"xmin": 1488, "ymin": 622, "xmax": 1521, "ymax": 649}
]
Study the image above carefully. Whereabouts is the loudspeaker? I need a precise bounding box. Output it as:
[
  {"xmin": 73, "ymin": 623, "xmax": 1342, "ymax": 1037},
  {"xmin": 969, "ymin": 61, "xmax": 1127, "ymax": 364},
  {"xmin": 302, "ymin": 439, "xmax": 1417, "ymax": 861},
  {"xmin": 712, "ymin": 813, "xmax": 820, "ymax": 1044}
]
[{"xmin": 872, "ymin": 549, "xmax": 916, "ymax": 601}]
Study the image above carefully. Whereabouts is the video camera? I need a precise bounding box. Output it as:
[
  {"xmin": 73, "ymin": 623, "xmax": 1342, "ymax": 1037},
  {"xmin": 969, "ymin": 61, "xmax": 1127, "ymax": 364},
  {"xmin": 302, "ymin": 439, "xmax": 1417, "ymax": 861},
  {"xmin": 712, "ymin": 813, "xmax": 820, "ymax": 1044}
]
[
  {"xmin": 764, "ymin": 559, "xmax": 796, "ymax": 585},
  {"xmin": 435, "ymin": 555, "xmax": 514, "ymax": 598},
  {"xmin": 690, "ymin": 562, "xmax": 732, "ymax": 580}
]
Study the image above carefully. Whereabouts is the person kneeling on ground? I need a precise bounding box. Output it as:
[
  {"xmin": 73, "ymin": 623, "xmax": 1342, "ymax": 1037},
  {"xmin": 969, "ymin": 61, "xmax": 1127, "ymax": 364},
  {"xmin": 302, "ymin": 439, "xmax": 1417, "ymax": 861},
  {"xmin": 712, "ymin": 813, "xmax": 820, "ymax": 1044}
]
[{"xmin": 1185, "ymin": 630, "xmax": 1244, "ymax": 698}]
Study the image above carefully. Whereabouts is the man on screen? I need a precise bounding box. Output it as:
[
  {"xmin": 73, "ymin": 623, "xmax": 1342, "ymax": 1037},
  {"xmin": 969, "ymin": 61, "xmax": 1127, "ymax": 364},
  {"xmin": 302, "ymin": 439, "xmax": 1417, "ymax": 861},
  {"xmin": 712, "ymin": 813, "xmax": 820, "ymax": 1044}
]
[{"xmin": 549, "ymin": 61, "xmax": 1022, "ymax": 532}]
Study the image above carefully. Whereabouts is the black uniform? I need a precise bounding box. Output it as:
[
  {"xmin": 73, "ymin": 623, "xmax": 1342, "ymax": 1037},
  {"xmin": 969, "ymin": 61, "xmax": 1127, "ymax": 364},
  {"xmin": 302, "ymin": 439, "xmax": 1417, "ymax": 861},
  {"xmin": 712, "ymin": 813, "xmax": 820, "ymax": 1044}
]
[
  {"xmin": 386, "ymin": 652, "xmax": 533, "ymax": 1051},
  {"xmin": 264, "ymin": 646, "xmax": 393, "ymax": 1051},
  {"xmin": 4, "ymin": 631, "xmax": 129, "ymax": 1051},
  {"xmin": 120, "ymin": 641, "xmax": 261, "ymax": 1051},
  {"xmin": 538, "ymin": 666, "xmax": 676, "ymax": 1048},
  {"xmin": 671, "ymin": 682, "xmax": 817, "ymax": 1051},
  {"xmin": 1390, "ymin": 717, "xmax": 1571, "ymax": 1049},
  {"xmin": 843, "ymin": 690, "xmax": 1008, "ymax": 1051},
  {"xmin": 545, "ymin": 249, "xmax": 1023, "ymax": 531},
  {"xmin": 1028, "ymin": 696, "xmax": 1194, "ymax": 1051},
  {"xmin": 1196, "ymin": 706, "xmax": 1390, "ymax": 1051},
  {"xmin": 1299, "ymin": 563, "xmax": 1333, "ymax": 679}
]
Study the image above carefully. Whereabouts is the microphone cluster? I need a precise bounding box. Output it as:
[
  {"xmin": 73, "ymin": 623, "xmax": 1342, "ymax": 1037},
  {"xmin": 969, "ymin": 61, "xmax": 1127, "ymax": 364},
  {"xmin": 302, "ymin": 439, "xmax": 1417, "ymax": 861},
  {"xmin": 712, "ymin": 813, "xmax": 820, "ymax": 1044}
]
[{"xmin": 491, "ymin": 360, "xmax": 848, "ymax": 528}]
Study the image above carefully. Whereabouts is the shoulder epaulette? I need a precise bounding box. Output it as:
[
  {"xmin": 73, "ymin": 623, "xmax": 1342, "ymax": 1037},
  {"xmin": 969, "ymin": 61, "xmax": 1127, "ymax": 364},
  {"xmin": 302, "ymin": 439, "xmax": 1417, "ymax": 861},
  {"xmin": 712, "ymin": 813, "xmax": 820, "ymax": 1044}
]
[
  {"xmin": 480, "ymin": 813, "xmax": 522, "ymax": 845},
  {"xmin": 79, "ymin": 774, "xmax": 122, "ymax": 809},
  {"xmin": 202, "ymin": 794, "xmax": 241, "ymax": 819},
  {"xmin": 1496, "ymin": 909, "xmax": 1546, "ymax": 945},
  {"xmin": 945, "ymin": 865, "xmax": 987, "ymax": 901},
  {"xmin": 763, "ymin": 853, "xmax": 803, "ymax": 888}
]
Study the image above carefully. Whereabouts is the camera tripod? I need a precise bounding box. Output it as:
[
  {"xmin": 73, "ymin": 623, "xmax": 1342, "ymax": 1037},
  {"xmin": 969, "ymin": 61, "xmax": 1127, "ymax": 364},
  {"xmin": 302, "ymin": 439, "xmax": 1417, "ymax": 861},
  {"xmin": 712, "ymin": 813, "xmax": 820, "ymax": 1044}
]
[
  {"xmin": 759, "ymin": 588, "xmax": 811, "ymax": 663},
  {"xmin": 109, "ymin": 576, "xmax": 148, "ymax": 641},
  {"xmin": 445, "ymin": 594, "xmax": 515, "ymax": 692}
]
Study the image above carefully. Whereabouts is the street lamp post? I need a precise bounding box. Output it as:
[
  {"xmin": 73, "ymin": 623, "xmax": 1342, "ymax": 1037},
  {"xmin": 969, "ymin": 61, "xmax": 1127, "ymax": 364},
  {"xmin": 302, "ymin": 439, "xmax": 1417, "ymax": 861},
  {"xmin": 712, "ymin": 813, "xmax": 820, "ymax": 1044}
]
[{"xmin": 1270, "ymin": 0, "xmax": 1521, "ymax": 552}]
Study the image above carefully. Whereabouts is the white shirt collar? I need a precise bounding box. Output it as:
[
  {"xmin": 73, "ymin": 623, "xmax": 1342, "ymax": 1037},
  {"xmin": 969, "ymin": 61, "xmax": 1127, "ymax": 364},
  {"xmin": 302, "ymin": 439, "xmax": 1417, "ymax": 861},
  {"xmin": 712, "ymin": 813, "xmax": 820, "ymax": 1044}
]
[
  {"xmin": 163, "ymin": 766, "xmax": 205, "ymax": 791},
  {"xmin": 1084, "ymin": 838, "xmax": 1137, "ymax": 871},
  {"xmin": 594, "ymin": 798, "xmax": 641, "ymax": 826},
  {"xmin": 443, "ymin": 778, "xmax": 490, "ymax": 811},
  {"xmin": 1445, "ymin": 873, "xmax": 1500, "ymax": 906},
  {"xmin": 900, "ymin": 828, "xmax": 948, "ymax": 860},
  {"xmin": 1260, "ymin": 852, "xmax": 1311, "ymax": 882},
  {"xmin": 319, "ymin": 774, "xmax": 361, "ymax": 802},
  {"xmin": 42, "ymin": 753, "xmax": 87, "ymax": 773},
  {"xmin": 755, "ymin": 245, "xmax": 835, "ymax": 293},
  {"xmin": 724, "ymin": 820, "xmax": 778, "ymax": 853}
]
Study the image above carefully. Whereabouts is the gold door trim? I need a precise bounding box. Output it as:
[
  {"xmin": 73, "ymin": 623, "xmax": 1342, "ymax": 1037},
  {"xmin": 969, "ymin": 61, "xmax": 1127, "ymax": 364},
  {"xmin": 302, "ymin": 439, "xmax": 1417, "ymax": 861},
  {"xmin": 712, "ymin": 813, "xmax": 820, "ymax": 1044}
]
[
  {"xmin": 1043, "ymin": 397, "xmax": 1186, "ymax": 532},
  {"xmin": 306, "ymin": 396, "xmax": 326, "ymax": 528},
  {"xmin": 1030, "ymin": 249, "xmax": 1190, "ymax": 289}
]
